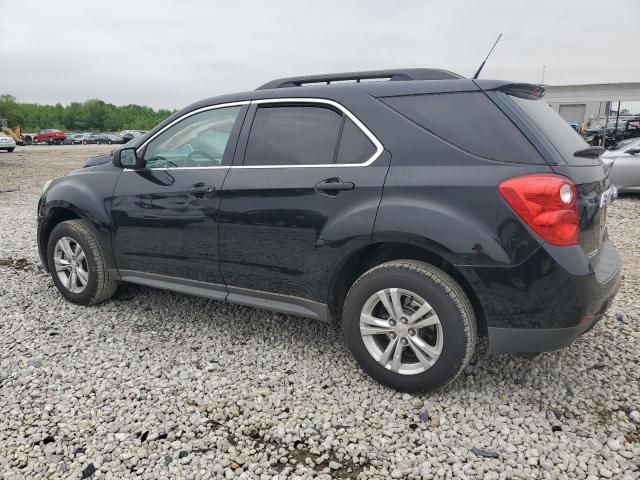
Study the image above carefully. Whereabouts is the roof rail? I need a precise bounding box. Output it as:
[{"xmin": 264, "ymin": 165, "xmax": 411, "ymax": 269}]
[{"xmin": 257, "ymin": 68, "xmax": 464, "ymax": 90}]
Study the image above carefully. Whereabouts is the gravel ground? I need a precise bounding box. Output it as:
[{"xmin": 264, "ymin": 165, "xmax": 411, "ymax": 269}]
[{"xmin": 0, "ymin": 145, "xmax": 638, "ymax": 479}]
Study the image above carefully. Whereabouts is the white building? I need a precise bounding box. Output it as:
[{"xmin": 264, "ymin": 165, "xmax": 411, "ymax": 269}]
[{"xmin": 543, "ymin": 83, "xmax": 640, "ymax": 128}]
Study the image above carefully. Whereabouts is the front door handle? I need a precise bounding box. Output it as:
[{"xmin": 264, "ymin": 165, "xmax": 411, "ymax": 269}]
[
  {"xmin": 187, "ymin": 183, "xmax": 215, "ymax": 198},
  {"xmin": 315, "ymin": 178, "xmax": 355, "ymax": 195}
]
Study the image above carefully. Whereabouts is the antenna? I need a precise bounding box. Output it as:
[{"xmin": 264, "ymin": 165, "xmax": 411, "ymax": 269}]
[{"xmin": 472, "ymin": 33, "xmax": 502, "ymax": 79}]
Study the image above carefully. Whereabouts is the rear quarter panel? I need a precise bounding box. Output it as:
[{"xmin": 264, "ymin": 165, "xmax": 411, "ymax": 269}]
[{"xmin": 368, "ymin": 96, "xmax": 552, "ymax": 268}]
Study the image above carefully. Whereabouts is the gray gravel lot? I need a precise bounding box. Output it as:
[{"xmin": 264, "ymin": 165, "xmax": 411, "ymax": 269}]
[{"xmin": 0, "ymin": 145, "xmax": 638, "ymax": 479}]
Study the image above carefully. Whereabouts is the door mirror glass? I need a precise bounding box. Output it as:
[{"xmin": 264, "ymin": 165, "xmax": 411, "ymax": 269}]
[{"xmin": 116, "ymin": 147, "xmax": 141, "ymax": 168}]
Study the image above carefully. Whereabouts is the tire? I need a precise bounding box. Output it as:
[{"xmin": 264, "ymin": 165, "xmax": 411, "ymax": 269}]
[
  {"xmin": 7, "ymin": 148, "xmax": 14, "ymax": 153},
  {"xmin": 342, "ymin": 260, "xmax": 476, "ymax": 393},
  {"xmin": 47, "ymin": 220, "xmax": 117, "ymax": 305}
]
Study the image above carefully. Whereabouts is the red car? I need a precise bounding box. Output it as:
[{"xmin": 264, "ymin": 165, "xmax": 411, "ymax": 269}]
[{"xmin": 33, "ymin": 129, "xmax": 67, "ymax": 145}]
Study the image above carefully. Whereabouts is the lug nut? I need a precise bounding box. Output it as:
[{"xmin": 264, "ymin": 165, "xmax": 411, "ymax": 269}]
[
  {"xmin": 401, "ymin": 338, "xmax": 408, "ymax": 345},
  {"xmin": 389, "ymin": 332, "xmax": 396, "ymax": 339},
  {"xmin": 400, "ymin": 317, "xmax": 408, "ymax": 324},
  {"xmin": 408, "ymin": 329, "xmax": 416, "ymax": 336},
  {"xmin": 389, "ymin": 319, "xmax": 396, "ymax": 327}
]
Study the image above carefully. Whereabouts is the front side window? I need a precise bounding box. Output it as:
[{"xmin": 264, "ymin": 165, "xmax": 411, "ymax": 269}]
[
  {"xmin": 244, "ymin": 105, "xmax": 343, "ymax": 166},
  {"xmin": 144, "ymin": 106, "xmax": 241, "ymax": 168}
]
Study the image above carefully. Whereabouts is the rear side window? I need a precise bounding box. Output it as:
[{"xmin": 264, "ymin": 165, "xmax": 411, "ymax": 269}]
[
  {"xmin": 244, "ymin": 105, "xmax": 342, "ymax": 166},
  {"xmin": 336, "ymin": 118, "xmax": 376, "ymax": 164},
  {"xmin": 383, "ymin": 92, "xmax": 543, "ymax": 164}
]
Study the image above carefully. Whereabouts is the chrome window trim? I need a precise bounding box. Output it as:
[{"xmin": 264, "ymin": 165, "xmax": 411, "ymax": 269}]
[
  {"xmin": 237, "ymin": 97, "xmax": 384, "ymax": 169},
  {"xmin": 125, "ymin": 97, "xmax": 383, "ymax": 171}
]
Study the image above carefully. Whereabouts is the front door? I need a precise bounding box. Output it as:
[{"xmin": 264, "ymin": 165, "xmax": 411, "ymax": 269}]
[
  {"xmin": 219, "ymin": 100, "xmax": 388, "ymax": 304},
  {"xmin": 110, "ymin": 103, "xmax": 247, "ymax": 285}
]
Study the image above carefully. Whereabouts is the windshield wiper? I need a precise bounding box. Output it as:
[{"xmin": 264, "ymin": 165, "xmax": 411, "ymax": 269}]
[{"xmin": 573, "ymin": 146, "xmax": 605, "ymax": 158}]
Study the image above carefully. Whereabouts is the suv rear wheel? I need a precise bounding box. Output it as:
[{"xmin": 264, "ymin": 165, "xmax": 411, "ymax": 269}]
[
  {"xmin": 342, "ymin": 260, "xmax": 476, "ymax": 392},
  {"xmin": 47, "ymin": 220, "xmax": 118, "ymax": 305}
]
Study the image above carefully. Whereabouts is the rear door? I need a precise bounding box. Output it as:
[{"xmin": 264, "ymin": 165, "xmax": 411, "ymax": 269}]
[
  {"xmin": 218, "ymin": 99, "xmax": 388, "ymax": 304},
  {"xmin": 110, "ymin": 103, "xmax": 247, "ymax": 286}
]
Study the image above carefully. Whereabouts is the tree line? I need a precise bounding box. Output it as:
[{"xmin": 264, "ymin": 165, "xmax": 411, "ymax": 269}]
[{"xmin": 0, "ymin": 94, "xmax": 174, "ymax": 133}]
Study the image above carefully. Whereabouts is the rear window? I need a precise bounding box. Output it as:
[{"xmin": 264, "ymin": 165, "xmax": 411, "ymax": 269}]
[
  {"xmin": 382, "ymin": 92, "xmax": 544, "ymax": 164},
  {"xmin": 506, "ymin": 94, "xmax": 594, "ymax": 166}
]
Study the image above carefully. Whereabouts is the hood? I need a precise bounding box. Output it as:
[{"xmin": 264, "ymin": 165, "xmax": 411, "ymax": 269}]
[{"xmin": 83, "ymin": 153, "xmax": 112, "ymax": 167}]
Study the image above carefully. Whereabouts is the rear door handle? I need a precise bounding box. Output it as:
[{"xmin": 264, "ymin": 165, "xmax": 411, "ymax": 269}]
[
  {"xmin": 315, "ymin": 178, "xmax": 355, "ymax": 195},
  {"xmin": 187, "ymin": 183, "xmax": 215, "ymax": 198}
]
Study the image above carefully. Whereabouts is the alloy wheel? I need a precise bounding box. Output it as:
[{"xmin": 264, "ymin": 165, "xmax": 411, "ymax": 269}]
[
  {"xmin": 359, "ymin": 288, "xmax": 443, "ymax": 375},
  {"xmin": 53, "ymin": 236, "xmax": 89, "ymax": 293}
]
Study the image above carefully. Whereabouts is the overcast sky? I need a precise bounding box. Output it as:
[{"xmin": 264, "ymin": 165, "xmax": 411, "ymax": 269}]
[{"xmin": 1, "ymin": 0, "xmax": 638, "ymax": 110}]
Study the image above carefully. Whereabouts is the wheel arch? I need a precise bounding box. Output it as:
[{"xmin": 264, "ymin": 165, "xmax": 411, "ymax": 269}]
[
  {"xmin": 327, "ymin": 241, "xmax": 487, "ymax": 336},
  {"xmin": 38, "ymin": 206, "xmax": 81, "ymax": 270},
  {"xmin": 38, "ymin": 198, "xmax": 114, "ymax": 273}
]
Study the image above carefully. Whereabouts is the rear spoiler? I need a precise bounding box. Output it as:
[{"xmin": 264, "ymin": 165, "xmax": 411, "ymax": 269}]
[{"xmin": 497, "ymin": 83, "xmax": 545, "ymax": 100}]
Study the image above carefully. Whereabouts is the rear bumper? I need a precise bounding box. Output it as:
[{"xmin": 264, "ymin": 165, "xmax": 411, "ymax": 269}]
[
  {"xmin": 460, "ymin": 237, "xmax": 621, "ymax": 354},
  {"xmin": 487, "ymin": 300, "xmax": 613, "ymax": 353}
]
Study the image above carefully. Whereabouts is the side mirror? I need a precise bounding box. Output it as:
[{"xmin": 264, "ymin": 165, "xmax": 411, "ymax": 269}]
[
  {"xmin": 113, "ymin": 147, "xmax": 143, "ymax": 168},
  {"xmin": 627, "ymin": 148, "xmax": 640, "ymax": 155}
]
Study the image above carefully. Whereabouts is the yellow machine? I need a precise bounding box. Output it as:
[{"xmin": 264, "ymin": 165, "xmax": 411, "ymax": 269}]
[{"xmin": 0, "ymin": 119, "xmax": 32, "ymax": 145}]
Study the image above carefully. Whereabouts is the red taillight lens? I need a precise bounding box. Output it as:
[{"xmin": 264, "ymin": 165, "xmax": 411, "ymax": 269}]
[{"xmin": 499, "ymin": 174, "xmax": 579, "ymax": 246}]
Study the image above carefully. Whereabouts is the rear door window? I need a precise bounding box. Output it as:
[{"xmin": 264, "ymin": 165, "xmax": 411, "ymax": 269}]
[
  {"xmin": 382, "ymin": 92, "xmax": 544, "ymax": 164},
  {"xmin": 244, "ymin": 105, "xmax": 343, "ymax": 166},
  {"xmin": 336, "ymin": 118, "xmax": 376, "ymax": 164}
]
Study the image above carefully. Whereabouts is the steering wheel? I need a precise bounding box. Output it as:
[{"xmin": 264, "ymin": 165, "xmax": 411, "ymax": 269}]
[
  {"xmin": 146, "ymin": 155, "xmax": 178, "ymax": 168},
  {"xmin": 185, "ymin": 150, "xmax": 219, "ymax": 167}
]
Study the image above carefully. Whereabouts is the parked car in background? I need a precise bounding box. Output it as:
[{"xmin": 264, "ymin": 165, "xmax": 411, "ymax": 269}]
[
  {"xmin": 88, "ymin": 133, "xmax": 110, "ymax": 144},
  {"xmin": 0, "ymin": 133, "xmax": 17, "ymax": 152},
  {"xmin": 104, "ymin": 133, "xmax": 125, "ymax": 144},
  {"xmin": 62, "ymin": 134, "xmax": 77, "ymax": 145},
  {"xmin": 601, "ymin": 138, "xmax": 640, "ymax": 193},
  {"xmin": 73, "ymin": 133, "xmax": 92, "ymax": 145},
  {"xmin": 38, "ymin": 68, "xmax": 620, "ymax": 392},
  {"xmin": 584, "ymin": 120, "xmax": 640, "ymax": 148},
  {"xmin": 120, "ymin": 130, "xmax": 147, "ymax": 143},
  {"xmin": 87, "ymin": 133, "xmax": 125, "ymax": 145},
  {"xmin": 33, "ymin": 129, "xmax": 67, "ymax": 145}
]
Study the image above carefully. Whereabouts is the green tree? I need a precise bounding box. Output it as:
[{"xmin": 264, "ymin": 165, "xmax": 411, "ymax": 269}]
[{"xmin": 0, "ymin": 95, "xmax": 174, "ymax": 132}]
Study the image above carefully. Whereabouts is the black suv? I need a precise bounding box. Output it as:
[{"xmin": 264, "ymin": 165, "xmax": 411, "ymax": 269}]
[{"xmin": 37, "ymin": 69, "xmax": 620, "ymax": 392}]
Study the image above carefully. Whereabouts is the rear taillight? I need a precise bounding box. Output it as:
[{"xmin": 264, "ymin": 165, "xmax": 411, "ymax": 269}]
[{"xmin": 499, "ymin": 174, "xmax": 579, "ymax": 246}]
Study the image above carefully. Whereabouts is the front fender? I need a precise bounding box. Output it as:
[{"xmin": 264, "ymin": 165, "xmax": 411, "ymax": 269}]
[{"xmin": 38, "ymin": 169, "xmax": 120, "ymax": 270}]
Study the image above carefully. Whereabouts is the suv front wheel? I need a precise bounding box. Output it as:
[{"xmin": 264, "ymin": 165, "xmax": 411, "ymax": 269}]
[
  {"xmin": 47, "ymin": 220, "xmax": 118, "ymax": 305},
  {"xmin": 342, "ymin": 260, "xmax": 476, "ymax": 393}
]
